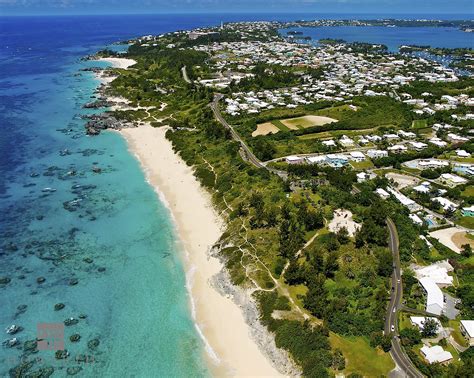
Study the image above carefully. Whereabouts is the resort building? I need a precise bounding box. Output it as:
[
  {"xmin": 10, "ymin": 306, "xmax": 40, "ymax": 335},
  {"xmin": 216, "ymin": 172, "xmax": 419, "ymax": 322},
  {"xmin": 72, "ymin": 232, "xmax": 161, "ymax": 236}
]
[
  {"xmin": 388, "ymin": 144, "xmax": 408, "ymax": 153},
  {"xmin": 420, "ymin": 345, "xmax": 453, "ymax": 364},
  {"xmin": 367, "ymin": 149, "xmax": 388, "ymax": 159},
  {"xmin": 456, "ymin": 149, "xmax": 471, "ymax": 158},
  {"xmin": 460, "ymin": 320, "xmax": 474, "ymax": 346},
  {"xmin": 419, "ymin": 277, "xmax": 445, "ymax": 316},
  {"xmin": 339, "ymin": 135, "xmax": 355, "ymax": 147}
]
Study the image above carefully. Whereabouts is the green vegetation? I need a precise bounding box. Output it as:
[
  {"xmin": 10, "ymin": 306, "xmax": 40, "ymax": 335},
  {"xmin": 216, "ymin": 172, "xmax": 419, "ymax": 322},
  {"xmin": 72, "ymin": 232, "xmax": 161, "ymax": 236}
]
[{"xmin": 329, "ymin": 333, "xmax": 395, "ymax": 376}]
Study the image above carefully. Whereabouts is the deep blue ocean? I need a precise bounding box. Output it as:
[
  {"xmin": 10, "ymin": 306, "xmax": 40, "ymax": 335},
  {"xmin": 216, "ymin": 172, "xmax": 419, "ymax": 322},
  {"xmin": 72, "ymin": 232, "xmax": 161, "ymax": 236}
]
[{"xmin": 0, "ymin": 13, "xmax": 473, "ymax": 377}]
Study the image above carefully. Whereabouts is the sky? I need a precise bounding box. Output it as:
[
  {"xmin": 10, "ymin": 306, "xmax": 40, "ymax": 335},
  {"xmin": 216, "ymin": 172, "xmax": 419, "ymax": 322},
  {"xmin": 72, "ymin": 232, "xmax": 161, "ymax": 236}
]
[{"xmin": 0, "ymin": 0, "xmax": 473, "ymax": 16}]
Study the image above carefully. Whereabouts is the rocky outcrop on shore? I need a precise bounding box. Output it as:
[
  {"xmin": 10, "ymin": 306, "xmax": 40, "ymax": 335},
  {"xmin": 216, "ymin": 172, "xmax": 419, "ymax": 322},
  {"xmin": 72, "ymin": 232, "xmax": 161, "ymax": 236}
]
[
  {"xmin": 82, "ymin": 113, "xmax": 135, "ymax": 135},
  {"xmin": 83, "ymin": 99, "xmax": 113, "ymax": 109}
]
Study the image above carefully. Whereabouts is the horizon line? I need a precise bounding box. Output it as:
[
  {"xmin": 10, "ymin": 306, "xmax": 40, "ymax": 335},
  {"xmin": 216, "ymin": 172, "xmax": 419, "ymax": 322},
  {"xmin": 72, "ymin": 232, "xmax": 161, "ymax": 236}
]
[{"xmin": 1, "ymin": 11, "xmax": 473, "ymax": 18}]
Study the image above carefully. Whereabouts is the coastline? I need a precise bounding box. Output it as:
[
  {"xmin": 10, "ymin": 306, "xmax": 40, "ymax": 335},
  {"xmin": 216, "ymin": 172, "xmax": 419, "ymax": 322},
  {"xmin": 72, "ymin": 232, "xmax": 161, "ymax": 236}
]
[
  {"xmin": 120, "ymin": 124, "xmax": 285, "ymax": 376},
  {"xmin": 95, "ymin": 56, "xmax": 295, "ymax": 376}
]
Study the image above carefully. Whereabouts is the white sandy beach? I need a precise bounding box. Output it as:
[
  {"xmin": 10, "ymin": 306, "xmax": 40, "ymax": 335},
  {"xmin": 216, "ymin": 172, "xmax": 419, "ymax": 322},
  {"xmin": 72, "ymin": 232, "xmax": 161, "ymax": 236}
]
[
  {"xmin": 97, "ymin": 56, "xmax": 137, "ymax": 69},
  {"xmin": 120, "ymin": 125, "xmax": 282, "ymax": 377}
]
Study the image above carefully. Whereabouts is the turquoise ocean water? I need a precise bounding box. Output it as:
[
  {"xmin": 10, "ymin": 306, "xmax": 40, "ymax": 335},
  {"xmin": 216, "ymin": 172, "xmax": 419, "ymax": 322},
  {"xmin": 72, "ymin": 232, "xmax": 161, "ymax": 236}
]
[{"xmin": 0, "ymin": 14, "xmax": 472, "ymax": 377}]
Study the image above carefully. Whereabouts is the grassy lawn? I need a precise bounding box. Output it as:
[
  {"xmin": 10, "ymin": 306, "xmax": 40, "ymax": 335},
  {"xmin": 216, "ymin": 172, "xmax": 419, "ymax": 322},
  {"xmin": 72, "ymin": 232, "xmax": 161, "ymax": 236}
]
[
  {"xmin": 412, "ymin": 119, "xmax": 428, "ymax": 129},
  {"xmin": 455, "ymin": 216, "xmax": 474, "ymax": 229},
  {"xmin": 329, "ymin": 333, "xmax": 395, "ymax": 377},
  {"xmin": 350, "ymin": 160, "xmax": 375, "ymax": 170},
  {"xmin": 271, "ymin": 120, "xmax": 290, "ymax": 131},
  {"xmin": 399, "ymin": 312, "xmax": 413, "ymax": 330},
  {"xmin": 449, "ymin": 320, "xmax": 470, "ymax": 348},
  {"xmin": 462, "ymin": 186, "xmax": 474, "ymax": 198}
]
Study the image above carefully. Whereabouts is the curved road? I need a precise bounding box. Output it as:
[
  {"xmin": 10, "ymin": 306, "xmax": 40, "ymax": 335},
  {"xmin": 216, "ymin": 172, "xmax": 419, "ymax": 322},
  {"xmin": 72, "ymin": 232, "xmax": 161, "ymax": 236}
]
[
  {"xmin": 386, "ymin": 219, "xmax": 424, "ymax": 378},
  {"xmin": 210, "ymin": 94, "xmax": 287, "ymax": 179}
]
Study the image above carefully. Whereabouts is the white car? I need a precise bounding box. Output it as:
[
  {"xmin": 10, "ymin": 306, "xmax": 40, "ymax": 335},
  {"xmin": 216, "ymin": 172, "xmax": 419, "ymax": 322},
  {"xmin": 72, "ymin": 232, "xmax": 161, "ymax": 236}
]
[{"xmin": 391, "ymin": 325, "xmax": 395, "ymax": 332}]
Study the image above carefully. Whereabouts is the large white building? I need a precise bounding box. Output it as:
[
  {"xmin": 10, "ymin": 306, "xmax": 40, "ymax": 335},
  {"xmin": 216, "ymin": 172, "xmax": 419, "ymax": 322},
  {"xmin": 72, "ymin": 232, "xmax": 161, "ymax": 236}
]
[{"xmin": 419, "ymin": 277, "xmax": 445, "ymax": 315}]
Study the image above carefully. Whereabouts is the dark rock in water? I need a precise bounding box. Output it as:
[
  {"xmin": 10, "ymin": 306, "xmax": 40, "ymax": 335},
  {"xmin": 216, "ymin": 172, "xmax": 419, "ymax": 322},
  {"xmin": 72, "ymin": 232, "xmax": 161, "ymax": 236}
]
[
  {"xmin": 87, "ymin": 338, "xmax": 100, "ymax": 350},
  {"xmin": 0, "ymin": 276, "xmax": 11, "ymax": 285},
  {"xmin": 59, "ymin": 149, "xmax": 71, "ymax": 156},
  {"xmin": 83, "ymin": 99, "xmax": 112, "ymax": 109},
  {"xmin": 69, "ymin": 278, "xmax": 79, "ymax": 286},
  {"xmin": 37, "ymin": 277, "xmax": 46, "ymax": 284},
  {"xmin": 64, "ymin": 317, "xmax": 79, "ymax": 326},
  {"xmin": 9, "ymin": 361, "xmax": 34, "ymax": 377},
  {"xmin": 92, "ymin": 166, "xmax": 102, "ymax": 173},
  {"xmin": 17, "ymin": 304, "xmax": 28, "ymax": 313},
  {"xmin": 23, "ymin": 183, "xmax": 36, "ymax": 188},
  {"xmin": 55, "ymin": 349, "xmax": 69, "ymax": 359},
  {"xmin": 63, "ymin": 199, "xmax": 82, "ymax": 212},
  {"xmin": 54, "ymin": 303, "xmax": 65, "ymax": 311},
  {"xmin": 4, "ymin": 242, "xmax": 18, "ymax": 251},
  {"xmin": 83, "ymin": 112, "xmax": 133, "ymax": 135},
  {"xmin": 69, "ymin": 334, "xmax": 81, "ymax": 342},
  {"xmin": 98, "ymin": 267, "xmax": 106, "ymax": 272},
  {"xmin": 66, "ymin": 367, "xmax": 82, "ymax": 376},
  {"xmin": 75, "ymin": 354, "xmax": 94, "ymax": 363},
  {"xmin": 83, "ymin": 257, "xmax": 93, "ymax": 264},
  {"xmin": 29, "ymin": 367, "xmax": 55, "ymax": 378},
  {"xmin": 30, "ymin": 173, "xmax": 40, "ymax": 178},
  {"xmin": 18, "ymin": 275, "xmax": 26, "ymax": 280},
  {"xmin": 78, "ymin": 313, "xmax": 87, "ymax": 319},
  {"xmin": 36, "ymin": 215, "xmax": 44, "ymax": 220},
  {"xmin": 23, "ymin": 339, "xmax": 38, "ymax": 352}
]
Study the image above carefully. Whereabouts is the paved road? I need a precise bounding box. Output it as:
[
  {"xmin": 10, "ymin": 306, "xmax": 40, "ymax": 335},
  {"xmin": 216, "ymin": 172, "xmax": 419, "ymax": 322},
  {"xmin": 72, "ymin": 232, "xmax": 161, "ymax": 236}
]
[
  {"xmin": 210, "ymin": 94, "xmax": 287, "ymax": 180},
  {"xmin": 386, "ymin": 219, "xmax": 424, "ymax": 378}
]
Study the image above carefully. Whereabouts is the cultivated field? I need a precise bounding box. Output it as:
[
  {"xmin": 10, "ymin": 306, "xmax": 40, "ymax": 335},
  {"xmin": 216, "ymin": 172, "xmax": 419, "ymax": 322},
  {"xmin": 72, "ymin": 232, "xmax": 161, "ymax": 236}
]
[{"xmin": 252, "ymin": 122, "xmax": 280, "ymax": 136}]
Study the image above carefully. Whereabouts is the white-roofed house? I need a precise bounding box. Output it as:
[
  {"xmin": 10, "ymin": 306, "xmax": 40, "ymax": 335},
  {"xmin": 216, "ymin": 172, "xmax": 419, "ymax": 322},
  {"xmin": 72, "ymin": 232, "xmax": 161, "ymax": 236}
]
[
  {"xmin": 456, "ymin": 149, "xmax": 471, "ymax": 158},
  {"xmin": 306, "ymin": 155, "xmax": 327, "ymax": 165},
  {"xmin": 460, "ymin": 320, "xmax": 474, "ymax": 346},
  {"xmin": 410, "ymin": 316, "xmax": 442, "ymax": 334},
  {"xmin": 409, "ymin": 214, "xmax": 423, "ymax": 226},
  {"xmin": 439, "ymin": 173, "xmax": 468, "ymax": 187},
  {"xmin": 367, "ymin": 149, "xmax": 388, "ymax": 159},
  {"xmin": 349, "ymin": 151, "xmax": 366, "ymax": 162},
  {"xmin": 285, "ymin": 156, "xmax": 304, "ymax": 165},
  {"xmin": 433, "ymin": 197, "xmax": 458, "ymax": 211},
  {"xmin": 420, "ymin": 345, "xmax": 453, "ymax": 364},
  {"xmin": 419, "ymin": 277, "xmax": 445, "ymax": 315},
  {"xmin": 376, "ymin": 188, "xmax": 390, "ymax": 199}
]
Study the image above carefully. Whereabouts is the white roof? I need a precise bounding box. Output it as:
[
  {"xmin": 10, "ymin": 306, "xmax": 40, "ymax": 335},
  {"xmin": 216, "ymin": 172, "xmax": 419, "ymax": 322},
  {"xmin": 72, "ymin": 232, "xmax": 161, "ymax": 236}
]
[
  {"xmin": 350, "ymin": 151, "xmax": 365, "ymax": 158},
  {"xmin": 419, "ymin": 277, "xmax": 444, "ymax": 313},
  {"xmin": 307, "ymin": 156, "xmax": 327, "ymax": 164},
  {"xmin": 413, "ymin": 184, "xmax": 430, "ymax": 193},
  {"xmin": 440, "ymin": 173, "xmax": 467, "ymax": 184},
  {"xmin": 409, "ymin": 214, "xmax": 423, "ymax": 225},
  {"xmin": 376, "ymin": 188, "xmax": 390, "ymax": 197},
  {"xmin": 415, "ymin": 263, "xmax": 453, "ymax": 286},
  {"xmin": 286, "ymin": 155, "xmax": 302, "ymax": 161},
  {"xmin": 433, "ymin": 197, "xmax": 458, "ymax": 210},
  {"xmin": 420, "ymin": 345, "xmax": 453, "ymax": 364},
  {"xmin": 460, "ymin": 320, "xmax": 474, "ymax": 338},
  {"xmin": 463, "ymin": 205, "xmax": 474, "ymax": 212},
  {"xmin": 410, "ymin": 316, "xmax": 442, "ymax": 332}
]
